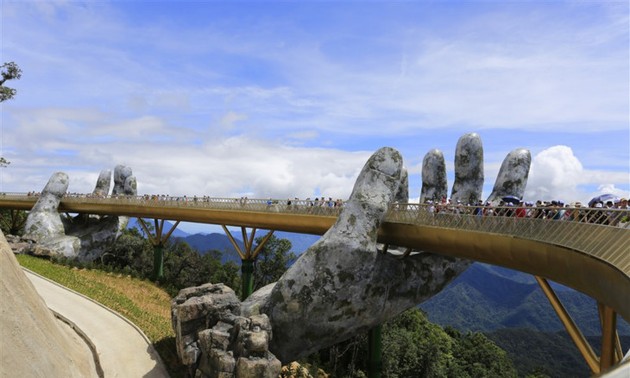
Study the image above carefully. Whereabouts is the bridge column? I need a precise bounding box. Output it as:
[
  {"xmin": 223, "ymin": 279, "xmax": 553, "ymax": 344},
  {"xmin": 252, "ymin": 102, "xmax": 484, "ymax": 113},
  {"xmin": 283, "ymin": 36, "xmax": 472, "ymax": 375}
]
[
  {"xmin": 137, "ymin": 218, "xmax": 181, "ymax": 281},
  {"xmin": 598, "ymin": 304, "xmax": 621, "ymax": 371},
  {"xmin": 241, "ymin": 259, "xmax": 255, "ymax": 299},
  {"xmin": 535, "ymin": 276, "xmax": 600, "ymax": 374},
  {"xmin": 368, "ymin": 325, "xmax": 383, "ymax": 378},
  {"xmin": 222, "ymin": 225, "xmax": 274, "ymax": 301}
]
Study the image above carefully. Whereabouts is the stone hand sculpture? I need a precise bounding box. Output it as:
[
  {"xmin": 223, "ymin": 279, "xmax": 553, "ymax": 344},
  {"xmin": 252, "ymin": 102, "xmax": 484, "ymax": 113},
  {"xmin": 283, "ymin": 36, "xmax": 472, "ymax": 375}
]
[
  {"xmin": 240, "ymin": 133, "xmax": 531, "ymax": 363},
  {"xmin": 24, "ymin": 165, "xmax": 136, "ymax": 261}
]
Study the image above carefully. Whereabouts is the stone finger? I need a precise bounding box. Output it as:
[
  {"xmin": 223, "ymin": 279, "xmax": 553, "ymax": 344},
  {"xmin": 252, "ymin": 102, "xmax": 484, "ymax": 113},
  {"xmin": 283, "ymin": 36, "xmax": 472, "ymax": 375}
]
[
  {"xmin": 23, "ymin": 172, "xmax": 67, "ymax": 243},
  {"xmin": 485, "ymin": 148, "xmax": 531, "ymax": 204},
  {"xmin": 321, "ymin": 146, "xmax": 403, "ymax": 251},
  {"xmin": 450, "ymin": 133, "xmax": 484, "ymax": 205},
  {"xmin": 92, "ymin": 169, "xmax": 111, "ymax": 197},
  {"xmin": 420, "ymin": 148, "xmax": 447, "ymax": 203},
  {"xmin": 112, "ymin": 165, "xmax": 133, "ymax": 195}
]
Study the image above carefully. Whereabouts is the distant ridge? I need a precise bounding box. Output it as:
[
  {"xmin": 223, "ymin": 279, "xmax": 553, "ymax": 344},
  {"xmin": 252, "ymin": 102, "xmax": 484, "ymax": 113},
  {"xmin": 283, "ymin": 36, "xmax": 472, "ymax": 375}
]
[
  {"xmin": 127, "ymin": 218, "xmax": 190, "ymax": 238},
  {"xmin": 420, "ymin": 263, "xmax": 630, "ymax": 336}
]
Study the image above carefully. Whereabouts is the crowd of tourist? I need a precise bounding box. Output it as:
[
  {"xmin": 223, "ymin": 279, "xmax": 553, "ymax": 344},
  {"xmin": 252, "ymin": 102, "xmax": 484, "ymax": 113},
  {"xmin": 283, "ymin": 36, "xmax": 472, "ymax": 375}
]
[
  {"xmin": 421, "ymin": 196, "xmax": 629, "ymax": 226},
  {"xmin": 8, "ymin": 191, "xmax": 629, "ymax": 227}
]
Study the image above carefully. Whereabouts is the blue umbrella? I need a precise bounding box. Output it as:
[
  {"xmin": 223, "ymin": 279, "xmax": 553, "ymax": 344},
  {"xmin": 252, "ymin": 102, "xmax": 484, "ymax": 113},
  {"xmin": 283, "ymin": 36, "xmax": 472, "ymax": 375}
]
[
  {"xmin": 502, "ymin": 195, "xmax": 521, "ymax": 205},
  {"xmin": 588, "ymin": 193, "xmax": 619, "ymax": 208}
]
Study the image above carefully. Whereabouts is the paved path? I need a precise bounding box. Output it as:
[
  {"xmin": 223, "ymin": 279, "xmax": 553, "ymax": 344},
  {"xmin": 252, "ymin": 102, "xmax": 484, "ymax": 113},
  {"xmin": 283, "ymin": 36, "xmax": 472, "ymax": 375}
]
[{"xmin": 25, "ymin": 270, "xmax": 171, "ymax": 378}]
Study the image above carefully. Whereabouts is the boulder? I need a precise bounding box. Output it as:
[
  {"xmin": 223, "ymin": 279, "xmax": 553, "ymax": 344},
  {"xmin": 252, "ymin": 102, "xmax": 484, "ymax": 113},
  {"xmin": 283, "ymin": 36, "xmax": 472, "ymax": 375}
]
[{"xmin": 171, "ymin": 283, "xmax": 281, "ymax": 378}]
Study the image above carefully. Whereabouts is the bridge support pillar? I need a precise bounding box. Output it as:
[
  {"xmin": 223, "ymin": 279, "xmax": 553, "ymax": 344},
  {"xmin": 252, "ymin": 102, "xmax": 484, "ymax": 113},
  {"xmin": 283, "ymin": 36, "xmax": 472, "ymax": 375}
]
[
  {"xmin": 241, "ymin": 259, "xmax": 255, "ymax": 300},
  {"xmin": 222, "ymin": 225, "xmax": 274, "ymax": 301},
  {"xmin": 535, "ymin": 276, "xmax": 600, "ymax": 374},
  {"xmin": 137, "ymin": 218, "xmax": 180, "ymax": 281},
  {"xmin": 598, "ymin": 304, "xmax": 620, "ymax": 372},
  {"xmin": 368, "ymin": 325, "xmax": 382, "ymax": 378}
]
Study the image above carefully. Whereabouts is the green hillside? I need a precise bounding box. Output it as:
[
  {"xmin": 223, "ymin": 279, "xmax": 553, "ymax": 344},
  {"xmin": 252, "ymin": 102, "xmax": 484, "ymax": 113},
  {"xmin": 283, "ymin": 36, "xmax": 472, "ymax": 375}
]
[{"xmin": 420, "ymin": 263, "xmax": 630, "ymax": 336}]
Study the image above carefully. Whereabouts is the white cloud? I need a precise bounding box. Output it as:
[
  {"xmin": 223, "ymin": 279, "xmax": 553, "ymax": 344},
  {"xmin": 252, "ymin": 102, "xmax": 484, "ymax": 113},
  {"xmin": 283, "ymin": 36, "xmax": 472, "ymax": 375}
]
[
  {"xmin": 1, "ymin": 2, "xmax": 627, "ymax": 205},
  {"xmin": 525, "ymin": 145, "xmax": 629, "ymax": 204}
]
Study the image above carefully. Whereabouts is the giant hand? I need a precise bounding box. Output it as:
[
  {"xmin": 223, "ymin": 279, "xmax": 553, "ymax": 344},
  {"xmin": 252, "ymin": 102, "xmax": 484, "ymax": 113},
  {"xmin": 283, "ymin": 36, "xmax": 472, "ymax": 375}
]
[
  {"xmin": 23, "ymin": 165, "xmax": 136, "ymax": 261},
  {"xmin": 242, "ymin": 133, "xmax": 531, "ymax": 363}
]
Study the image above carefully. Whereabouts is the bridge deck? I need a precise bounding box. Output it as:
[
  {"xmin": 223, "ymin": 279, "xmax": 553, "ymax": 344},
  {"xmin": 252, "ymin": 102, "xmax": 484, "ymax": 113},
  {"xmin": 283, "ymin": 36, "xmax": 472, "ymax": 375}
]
[{"xmin": 2, "ymin": 194, "xmax": 629, "ymax": 322}]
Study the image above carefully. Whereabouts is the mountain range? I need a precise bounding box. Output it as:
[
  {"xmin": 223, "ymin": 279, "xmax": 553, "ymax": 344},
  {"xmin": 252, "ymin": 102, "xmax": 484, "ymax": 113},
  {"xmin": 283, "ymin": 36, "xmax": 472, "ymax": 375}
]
[
  {"xmin": 127, "ymin": 218, "xmax": 319, "ymax": 264},
  {"xmin": 419, "ymin": 262, "xmax": 630, "ymax": 336}
]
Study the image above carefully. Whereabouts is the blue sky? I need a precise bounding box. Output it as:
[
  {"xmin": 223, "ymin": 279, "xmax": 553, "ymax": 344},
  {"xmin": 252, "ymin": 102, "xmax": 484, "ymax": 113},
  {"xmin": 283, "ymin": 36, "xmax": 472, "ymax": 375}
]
[{"xmin": 1, "ymin": 1, "xmax": 629, "ymax": 232}]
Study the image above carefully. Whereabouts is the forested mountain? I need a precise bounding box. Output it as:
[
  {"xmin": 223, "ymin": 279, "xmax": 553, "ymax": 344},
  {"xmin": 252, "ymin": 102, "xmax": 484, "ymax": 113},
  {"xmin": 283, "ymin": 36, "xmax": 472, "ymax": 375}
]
[
  {"xmin": 420, "ymin": 263, "xmax": 629, "ymax": 377},
  {"xmin": 420, "ymin": 263, "xmax": 630, "ymax": 336},
  {"xmin": 172, "ymin": 231, "xmax": 318, "ymax": 264}
]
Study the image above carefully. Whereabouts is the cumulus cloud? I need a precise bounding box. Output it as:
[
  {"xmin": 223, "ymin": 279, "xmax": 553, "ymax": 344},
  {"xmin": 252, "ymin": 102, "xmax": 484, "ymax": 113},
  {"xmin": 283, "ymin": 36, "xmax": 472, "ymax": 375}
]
[
  {"xmin": 2, "ymin": 132, "xmax": 371, "ymax": 201},
  {"xmin": 525, "ymin": 145, "xmax": 629, "ymax": 204}
]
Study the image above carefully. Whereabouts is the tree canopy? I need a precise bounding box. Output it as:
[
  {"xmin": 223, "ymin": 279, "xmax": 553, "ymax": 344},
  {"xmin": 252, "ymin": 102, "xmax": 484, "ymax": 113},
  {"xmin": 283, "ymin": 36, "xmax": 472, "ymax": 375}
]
[{"xmin": 0, "ymin": 61, "xmax": 22, "ymax": 103}]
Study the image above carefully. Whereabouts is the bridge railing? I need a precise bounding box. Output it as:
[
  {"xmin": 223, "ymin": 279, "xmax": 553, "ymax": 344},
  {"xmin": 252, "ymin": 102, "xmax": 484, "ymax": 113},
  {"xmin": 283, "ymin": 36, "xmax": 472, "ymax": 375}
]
[
  {"xmin": 2, "ymin": 193, "xmax": 629, "ymax": 259},
  {"xmin": 387, "ymin": 203, "xmax": 630, "ymax": 261}
]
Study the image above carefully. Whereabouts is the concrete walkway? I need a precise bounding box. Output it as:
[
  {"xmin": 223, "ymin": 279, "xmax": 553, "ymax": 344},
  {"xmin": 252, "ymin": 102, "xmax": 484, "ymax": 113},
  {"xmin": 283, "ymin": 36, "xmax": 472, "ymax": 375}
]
[{"xmin": 25, "ymin": 270, "xmax": 171, "ymax": 378}]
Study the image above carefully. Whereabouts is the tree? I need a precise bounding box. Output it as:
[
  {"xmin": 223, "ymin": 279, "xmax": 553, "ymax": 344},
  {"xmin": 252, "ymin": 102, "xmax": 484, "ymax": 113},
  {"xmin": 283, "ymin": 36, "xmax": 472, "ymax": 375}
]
[
  {"xmin": 0, "ymin": 61, "xmax": 21, "ymax": 169},
  {"xmin": 101, "ymin": 227, "xmax": 153, "ymax": 277},
  {"xmin": 0, "ymin": 62, "xmax": 22, "ymax": 102},
  {"xmin": 252, "ymin": 234, "xmax": 295, "ymax": 291},
  {"xmin": 381, "ymin": 308, "xmax": 455, "ymax": 377},
  {"xmin": 0, "ymin": 209, "xmax": 28, "ymax": 235},
  {"xmin": 446, "ymin": 327, "xmax": 518, "ymax": 378}
]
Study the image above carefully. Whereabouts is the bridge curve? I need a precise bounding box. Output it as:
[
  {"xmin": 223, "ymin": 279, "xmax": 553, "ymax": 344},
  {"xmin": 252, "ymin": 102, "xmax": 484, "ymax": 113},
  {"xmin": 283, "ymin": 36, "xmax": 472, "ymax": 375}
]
[{"xmin": 2, "ymin": 194, "xmax": 629, "ymax": 324}]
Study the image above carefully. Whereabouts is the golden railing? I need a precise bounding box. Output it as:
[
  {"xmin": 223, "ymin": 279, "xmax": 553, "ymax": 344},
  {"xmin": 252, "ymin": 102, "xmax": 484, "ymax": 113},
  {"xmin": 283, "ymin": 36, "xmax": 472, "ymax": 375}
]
[
  {"xmin": 2, "ymin": 193, "xmax": 628, "ymax": 274},
  {"xmin": 2, "ymin": 193, "xmax": 629, "ymax": 237}
]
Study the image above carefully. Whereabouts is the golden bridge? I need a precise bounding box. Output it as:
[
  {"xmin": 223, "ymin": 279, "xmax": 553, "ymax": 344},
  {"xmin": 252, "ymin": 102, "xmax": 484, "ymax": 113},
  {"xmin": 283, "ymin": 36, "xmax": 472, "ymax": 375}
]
[{"xmin": 1, "ymin": 193, "xmax": 629, "ymax": 375}]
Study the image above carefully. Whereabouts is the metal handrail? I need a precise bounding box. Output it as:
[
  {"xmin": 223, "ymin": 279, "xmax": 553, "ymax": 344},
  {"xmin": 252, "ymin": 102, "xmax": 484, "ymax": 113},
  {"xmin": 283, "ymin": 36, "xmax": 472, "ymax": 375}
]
[{"xmin": 2, "ymin": 193, "xmax": 629, "ymax": 266}]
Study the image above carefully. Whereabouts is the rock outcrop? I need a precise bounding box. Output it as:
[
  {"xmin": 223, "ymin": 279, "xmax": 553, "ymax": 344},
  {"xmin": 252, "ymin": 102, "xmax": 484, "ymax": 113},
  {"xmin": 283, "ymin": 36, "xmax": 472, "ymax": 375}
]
[
  {"xmin": 171, "ymin": 283, "xmax": 281, "ymax": 378},
  {"xmin": 0, "ymin": 231, "xmax": 97, "ymax": 378}
]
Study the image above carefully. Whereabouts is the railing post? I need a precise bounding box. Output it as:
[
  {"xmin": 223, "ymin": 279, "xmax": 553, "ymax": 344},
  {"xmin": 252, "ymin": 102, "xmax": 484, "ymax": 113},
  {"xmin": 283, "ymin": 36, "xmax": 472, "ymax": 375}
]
[
  {"xmin": 368, "ymin": 325, "xmax": 383, "ymax": 378},
  {"xmin": 241, "ymin": 259, "xmax": 255, "ymax": 300}
]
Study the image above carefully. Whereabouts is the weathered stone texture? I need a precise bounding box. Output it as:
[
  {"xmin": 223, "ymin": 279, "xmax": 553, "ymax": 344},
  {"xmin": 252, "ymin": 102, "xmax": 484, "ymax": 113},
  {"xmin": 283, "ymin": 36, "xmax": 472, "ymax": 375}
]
[
  {"xmin": 485, "ymin": 148, "xmax": 531, "ymax": 204},
  {"xmin": 420, "ymin": 149, "xmax": 447, "ymax": 203},
  {"xmin": 22, "ymin": 166, "xmax": 136, "ymax": 261},
  {"xmin": 171, "ymin": 283, "xmax": 281, "ymax": 378},
  {"xmin": 450, "ymin": 133, "xmax": 484, "ymax": 205}
]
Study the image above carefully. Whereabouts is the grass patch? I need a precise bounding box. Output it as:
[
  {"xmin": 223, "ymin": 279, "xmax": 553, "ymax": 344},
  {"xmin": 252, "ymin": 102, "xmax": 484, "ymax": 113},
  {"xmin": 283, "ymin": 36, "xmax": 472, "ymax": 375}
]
[{"xmin": 16, "ymin": 254, "xmax": 186, "ymax": 378}]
